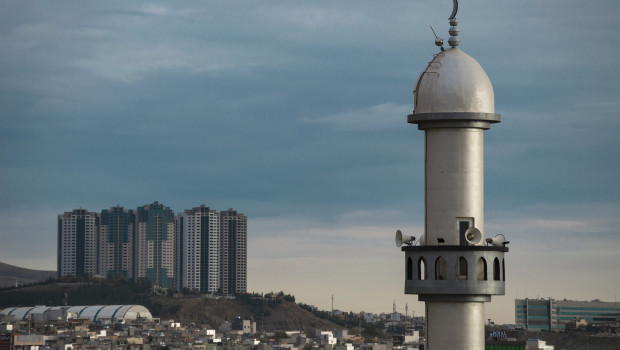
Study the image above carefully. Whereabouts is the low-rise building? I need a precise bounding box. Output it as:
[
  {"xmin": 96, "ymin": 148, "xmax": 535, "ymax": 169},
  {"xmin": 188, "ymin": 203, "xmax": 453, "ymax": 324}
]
[
  {"xmin": 526, "ymin": 338, "xmax": 554, "ymax": 350},
  {"xmin": 515, "ymin": 298, "xmax": 620, "ymax": 330}
]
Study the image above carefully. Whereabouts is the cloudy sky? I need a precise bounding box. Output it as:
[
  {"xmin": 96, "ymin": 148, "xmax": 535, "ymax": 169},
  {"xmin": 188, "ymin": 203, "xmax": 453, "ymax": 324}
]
[{"xmin": 1, "ymin": 1, "xmax": 619, "ymax": 324}]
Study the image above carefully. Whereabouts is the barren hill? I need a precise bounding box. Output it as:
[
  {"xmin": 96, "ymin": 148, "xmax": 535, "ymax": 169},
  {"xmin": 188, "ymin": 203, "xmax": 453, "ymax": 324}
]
[
  {"xmin": 0, "ymin": 262, "xmax": 56, "ymax": 287},
  {"xmin": 0, "ymin": 279, "xmax": 342, "ymax": 333},
  {"xmin": 155, "ymin": 296, "xmax": 343, "ymax": 333}
]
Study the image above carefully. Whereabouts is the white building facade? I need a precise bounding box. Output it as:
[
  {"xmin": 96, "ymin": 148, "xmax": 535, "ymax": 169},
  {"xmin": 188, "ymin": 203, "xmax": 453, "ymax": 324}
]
[
  {"xmin": 220, "ymin": 209, "xmax": 247, "ymax": 295},
  {"xmin": 177, "ymin": 205, "xmax": 220, "ymax": 293},
  {"xmin": 57, "ymin": 209, "xmax": 99, "ymax": 278}
]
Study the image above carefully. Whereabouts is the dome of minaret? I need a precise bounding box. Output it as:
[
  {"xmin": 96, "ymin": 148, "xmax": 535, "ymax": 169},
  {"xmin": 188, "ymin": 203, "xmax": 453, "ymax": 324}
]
[{"xmin": 413, "ymin": 48, "xmax": 495, "ymax": 114}]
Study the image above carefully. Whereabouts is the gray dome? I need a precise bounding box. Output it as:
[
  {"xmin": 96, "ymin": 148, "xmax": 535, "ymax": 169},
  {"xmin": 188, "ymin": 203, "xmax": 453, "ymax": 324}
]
[{"xmin": 414, "ymin": 48, "xmax": 495, "ymax": 114}]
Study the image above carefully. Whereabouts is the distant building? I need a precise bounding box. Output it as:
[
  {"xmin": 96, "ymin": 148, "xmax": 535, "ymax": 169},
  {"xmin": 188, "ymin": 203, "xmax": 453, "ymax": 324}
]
[
  {"xmin": 564, "ymin": 318, "xmax": 587, "ymax": 331},
  {"xmin": 363, "ymin": 313, "xmax": 378, "ymax": 323},
  {"xmin": 485, "ymin": 340, "xmax": 526, "ymax": 350},
  {"xmin": 57, "ymin": 209, "xmax": 99, "ymax": 278},
  {"xmin": 526, "ymin": 339, "xmax": 554, "ymax": 350},
  {"xmin": 56, "ymin": 203, "xmax": 246, "ymax": 294},
  {"xmin": 99, "ymin": 206, "xmax": 135, "ymax": 279},
  {"xmin": 316, "ymin": 331, "xmax": 336, "ymax": 345},
  {"xmin": 177, "ymin": 205, "xmax": 220, "ymax": 293},
  {"xmin": 231, "ymin": 317, "xmax": 256, "ymax": 335},
  {"xmin": 333, "ymin": 329, "xmax": 348, "ymax": 339},
  {"xmin": 335, "ymin": 344, "xmax": 354, "ymax": 350},
  {"xmin": 403, "ymin": 329, "xmax": 419, "ymax": 345},
  {"xmin": 135, "ymin": 202, "xmax": 176, "ymax": 288},
  {"xmin": 220, "ymin": 209, "xmax": 247, "ymax": 295},
  {"xmin": 361, "ymin": 344, "xmax": 386, "ymax": 350},
  {"xmin": 515, "ymin": 298, "xmax": 620, "ymax": 330}
]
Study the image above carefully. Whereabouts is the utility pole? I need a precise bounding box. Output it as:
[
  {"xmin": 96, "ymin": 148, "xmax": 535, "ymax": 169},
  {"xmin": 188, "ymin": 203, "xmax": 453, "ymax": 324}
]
[{"xmin": 63, "ymin": 292, "xmax": 68, "ymax": 323}]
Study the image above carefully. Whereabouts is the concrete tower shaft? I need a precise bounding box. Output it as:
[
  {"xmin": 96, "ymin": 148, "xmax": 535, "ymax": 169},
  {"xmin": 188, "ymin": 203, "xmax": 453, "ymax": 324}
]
[
  {"xmin": 426, "ymin": 302, "xmax": 486, "ymax": 349},
  {"xmin": 425, "ymin": 128, "xmax": 484, "ymax": 245}
]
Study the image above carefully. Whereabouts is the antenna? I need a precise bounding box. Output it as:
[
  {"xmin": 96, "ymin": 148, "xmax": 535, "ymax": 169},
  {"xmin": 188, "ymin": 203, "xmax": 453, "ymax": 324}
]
[
  {"xmin": 430, "ymin": 26, "xmax": 444, "ymax": 50},
  {"xmin": 64, "ymin": 292, "xmax": 68, "ymax": 322}
]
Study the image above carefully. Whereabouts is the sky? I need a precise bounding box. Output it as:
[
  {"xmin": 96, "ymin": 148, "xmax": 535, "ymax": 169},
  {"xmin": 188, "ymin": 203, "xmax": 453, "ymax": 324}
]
[{"xmin": 1, "ymin": 1, "xmax": 619, "ymax": 324}]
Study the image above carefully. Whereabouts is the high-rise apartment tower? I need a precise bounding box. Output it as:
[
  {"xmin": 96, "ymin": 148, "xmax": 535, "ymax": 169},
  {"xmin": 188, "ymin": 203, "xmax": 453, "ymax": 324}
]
[
  {"xmin": 220, "ymin": 209, "xmax": 247, "ymax": 295},
  {"xmin": 135, "ymin": 201, "xmax": 176, "ymax": 288},
  {"xmin": 56, "ymin": 203, "xmax": 246, "ymax": 294},
  {"xmin": 99, "ymin": 206, "xmax": 135, "ymax": 279},
  {"xmin": 57, "ymin": 209, "xmax": 99, "ymax": 278},
  {"xmin": 177, "ymin": 205, "xmax": 220, "ymax": 293}
]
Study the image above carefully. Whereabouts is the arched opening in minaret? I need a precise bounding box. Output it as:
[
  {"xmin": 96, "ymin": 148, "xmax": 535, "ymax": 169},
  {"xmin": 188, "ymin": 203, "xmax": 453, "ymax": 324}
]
[
  {"xmin": 435, "ymin": 257, "xmax": 446, "ymax": 280},
  {"xmin": 407, "ymin": 257, "xmax": 413, "ymax": 280},
  {"xmin": 493, "ymin": 257, "xmax": 500, "ymax": 281},
  {"xmin": 502, "ymin": 258, "xmax": 506, "ymax": 281},
  {"xmin": 477, "ymin": 257, "xmax": 487, "ymax": 281},
  {"xmin": 418, "ymin": 257, "xmax": 427, "ymax": 280},
  {"xmin": 456, "ymin": 256, "xmax": 467, "ymax": 280}
]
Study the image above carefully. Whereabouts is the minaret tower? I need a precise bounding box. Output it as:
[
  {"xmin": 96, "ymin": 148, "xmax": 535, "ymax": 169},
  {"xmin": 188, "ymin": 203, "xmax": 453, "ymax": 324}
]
[{"xmin": 397, "ymin": 1, "xmax": 508, "ymax": 349}]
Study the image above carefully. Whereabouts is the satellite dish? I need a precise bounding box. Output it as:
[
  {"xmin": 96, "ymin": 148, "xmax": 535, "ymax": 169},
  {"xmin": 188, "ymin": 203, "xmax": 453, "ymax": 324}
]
[
  {"xmin": 395, "ymin": 230, "xmax": 415, "ymax": 247},
  {"xmin": 486, "ymin": 234, "xmax": 508, "ymax": 247},
  {"xmin": 464, "ymin": 227, "xmax": 482, "ymax": 245}
]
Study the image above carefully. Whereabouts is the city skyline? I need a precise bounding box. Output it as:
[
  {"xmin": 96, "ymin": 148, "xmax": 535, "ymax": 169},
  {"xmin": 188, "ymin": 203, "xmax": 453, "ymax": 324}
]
[
  {"xmin": 56, "ymin": 202, "xmax": 247, "ymax": 294},
  {"xmin": 1, "ymin": 1, "xmax": 619, "ymax": 324}
]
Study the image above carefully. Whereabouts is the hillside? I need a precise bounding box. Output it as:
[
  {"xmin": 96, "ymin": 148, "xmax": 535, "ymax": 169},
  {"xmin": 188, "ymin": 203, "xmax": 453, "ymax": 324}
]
[
  {"xmin": 0, "ymin": 282, "xmax": 342, "ymax": 333},
  {"xmin": 0, "ymin": 262, "xmax": 56, "ymax": 287},
  {"xmin": 155, "ymin": 296, "xmax": 343, "ymax": 333}
]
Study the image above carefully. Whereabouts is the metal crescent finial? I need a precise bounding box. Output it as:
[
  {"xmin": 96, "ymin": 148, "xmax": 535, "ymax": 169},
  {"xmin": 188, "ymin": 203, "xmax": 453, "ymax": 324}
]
[
  {"xmin": 448, "ymin": 0, "xmax": 459, "ymax": 47},
  {"xmin": 449, "ymin": 0, "xmax": 458, "ymax": 20}
]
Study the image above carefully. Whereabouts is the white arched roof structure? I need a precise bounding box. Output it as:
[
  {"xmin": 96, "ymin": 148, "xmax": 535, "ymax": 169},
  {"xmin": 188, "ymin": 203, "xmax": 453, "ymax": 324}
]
[{"xmin": 0, "ymin": 305, "xmax": 152, "ymax": 322}]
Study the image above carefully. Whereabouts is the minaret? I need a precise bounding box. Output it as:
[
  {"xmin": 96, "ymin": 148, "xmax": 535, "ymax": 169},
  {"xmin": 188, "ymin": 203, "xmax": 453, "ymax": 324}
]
[{"xmin": 397, "ymin": 2, "xmax": 508, "ymax": 349}]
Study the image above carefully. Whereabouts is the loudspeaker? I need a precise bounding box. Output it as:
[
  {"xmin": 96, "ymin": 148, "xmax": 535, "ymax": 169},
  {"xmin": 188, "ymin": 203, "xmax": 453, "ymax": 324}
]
[
  {"xmin": 485, "ymin": 234, "xmax": 508, "ymax": 246},
  {"xmin": 395, "ymin": 230, "xmax": 415, "ymax": 247},
  {"xmin": 464, "ymin": 227, "xmax": 482, "ymax": 245}
]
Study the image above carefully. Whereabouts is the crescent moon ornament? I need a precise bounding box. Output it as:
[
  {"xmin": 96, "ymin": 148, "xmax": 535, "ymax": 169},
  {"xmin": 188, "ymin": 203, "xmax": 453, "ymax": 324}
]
[
  {"xmin": 448, "ymin": 0, "xmax": 460, "ymax": 47},
  {"xmin": 449, "ymin": 0, "xmax": 458, "ymax": 20}
]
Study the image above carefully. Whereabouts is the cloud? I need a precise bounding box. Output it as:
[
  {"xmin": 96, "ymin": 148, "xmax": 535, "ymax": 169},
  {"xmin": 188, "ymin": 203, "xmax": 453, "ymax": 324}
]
[
  {"xmin": 302, "ymin": 103, "xmax": 410, "ymax": 131},
  {"xmin": 140, "ymin": 4, "xmax": 170, "ymax": 16},
  {"xmin": 269, "ymin": 4, "xmax": 364, "ymax": 29}
]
